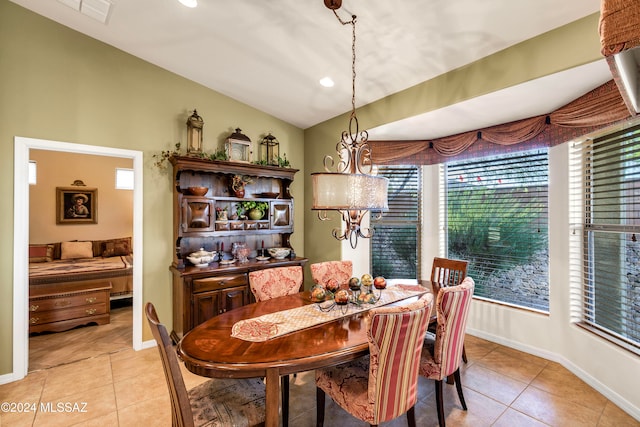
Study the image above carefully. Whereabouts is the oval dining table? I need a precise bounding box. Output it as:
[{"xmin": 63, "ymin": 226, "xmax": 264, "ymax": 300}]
[{"xmin": 177, "ymin": 282, "xmax": 432, "ymax": 427}]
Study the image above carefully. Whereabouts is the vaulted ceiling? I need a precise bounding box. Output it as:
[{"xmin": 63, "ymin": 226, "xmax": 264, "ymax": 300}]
[{"xmin": 10, "ymin": 0, "xmax": 609, "ymax": 140}]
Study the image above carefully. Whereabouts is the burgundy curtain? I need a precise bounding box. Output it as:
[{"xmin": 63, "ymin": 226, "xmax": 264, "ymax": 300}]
[
  {"xmin": 599, "ymin": 0, "xmax": 640, "ymax": 56},
  {"xmin": 371, "ymin": 80, "xmax": 630, "ymax": 164}
]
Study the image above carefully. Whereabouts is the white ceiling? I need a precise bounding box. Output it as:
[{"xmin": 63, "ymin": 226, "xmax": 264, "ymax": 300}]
[{"xmin": 10, "ymin": 0, "xmax": 609, "ymax": 140}]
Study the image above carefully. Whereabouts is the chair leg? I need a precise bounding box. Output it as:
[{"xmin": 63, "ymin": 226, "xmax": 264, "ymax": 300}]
[
  {"xmin": 316, "ymin": 387, "xmax": 325, "ymax": 427},
  {"xmin": 406, "ymin": 406, "xmax": 417, "ymax": 427},
  {"xmin": 462, "ymin": 344, "xmax": 468, "ymax": 363},
  {"xmin": 282, "ymin": 375, "xmax": 289, "ymax": 427},
  {"xmin": 435, "ymin": 380, "xmax": 445, "ymax": 427},
  {"xmin": 453, "ymin": 369, "xmax": 467, "ymax": 411}
]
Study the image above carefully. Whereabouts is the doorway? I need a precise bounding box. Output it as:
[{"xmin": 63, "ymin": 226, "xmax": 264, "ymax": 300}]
[{"xmin": 13, "ymin": 136, "xmax": 143, "ymax": 381}]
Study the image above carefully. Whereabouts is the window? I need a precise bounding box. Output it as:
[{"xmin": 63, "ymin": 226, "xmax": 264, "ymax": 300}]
[
  {"xmin": 29, "ymin": 161, "xmax": 37, "ymax": 185},
  {"xmin": 445, "ymin": 149, "xmax": 549, "ymax": 311},
  {"xmin": 370, "ymin": 165, "xmax": 421, "ymax": 279},
  {"xmin": 116, "ymin": 168, "xmax": 134, "ymax": 190},
  {"xmin": 579, "ymin": 124, "xmax": 640, "ymax": 352}
]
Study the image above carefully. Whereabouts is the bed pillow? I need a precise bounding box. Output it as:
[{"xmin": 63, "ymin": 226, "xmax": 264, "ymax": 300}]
[
  {"xmin": 102, "ymin": 238, "xmax": 131, "ymax": 257},
  {"xmin": 29, "ymin": 244, "xmax": 54, "ymax": 263},
  {"xmin": 60, "ymin": 241, "xmax": 94, "ymax": 260}
]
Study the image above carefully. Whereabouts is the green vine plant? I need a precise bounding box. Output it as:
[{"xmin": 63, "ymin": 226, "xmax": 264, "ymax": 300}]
[
  {"xmin": 153, "ymin": 143, "xmax": 228, "ymax": 169},
  {"xmin": 252, "ymin": 153, "xmax": 290, "ymax": 168},
  {"xmin": 153, "ymin": 142, "xmax": 182, "ymax": 169}
]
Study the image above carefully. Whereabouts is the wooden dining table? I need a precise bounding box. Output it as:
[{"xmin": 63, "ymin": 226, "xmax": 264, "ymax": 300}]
[{"xmin": 177, "ymin": 281, "xmax": 433, "ymax": 427}]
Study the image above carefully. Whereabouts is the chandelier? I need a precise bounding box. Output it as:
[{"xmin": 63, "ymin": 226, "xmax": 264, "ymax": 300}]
[{"xmin": 311, "ymin": 0, "xmax": 389, "ymax": 249}]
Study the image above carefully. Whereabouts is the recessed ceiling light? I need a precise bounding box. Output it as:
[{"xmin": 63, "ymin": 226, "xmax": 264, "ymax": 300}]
[
  {"xmin": 178, "ymin": 0, "xmax": 197, "ymax": 7},
  {"xmin": 319, "ymin": 77, "xmax": 335, "ymax": 88}
]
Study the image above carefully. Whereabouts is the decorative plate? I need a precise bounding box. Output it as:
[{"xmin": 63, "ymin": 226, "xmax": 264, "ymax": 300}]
[
  {"xmin": 255, "ymin": 256, "xmax": 270, "ymax": 261},
  {"xmin": 219, "ymin": 259, "xmax": 236, "ymax": 265}
]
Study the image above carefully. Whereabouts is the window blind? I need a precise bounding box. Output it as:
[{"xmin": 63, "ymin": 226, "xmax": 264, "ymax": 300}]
[
  {"xmin": 371, "ymin": 165, "xmax": 420, "ymax": 279},
  {"xmin": 445, "ymin": 149, "xmax": 549, "ymax": 311},
  {"xmin": 582, "ymin": 124, "xmax": 640, "ymax": 352}
]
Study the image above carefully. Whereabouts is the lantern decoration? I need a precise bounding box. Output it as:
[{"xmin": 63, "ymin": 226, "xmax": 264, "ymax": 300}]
[
  {"xmin": 186, "ymin": 109, "xmax": 204, "ymax": 155},
  {"xmin": 260, "ymin": 133, "xmax": 280, "ymax": 166},
  {"xmin": 225, "ymin": 128, "xmax": 252, "ymax": 163}
]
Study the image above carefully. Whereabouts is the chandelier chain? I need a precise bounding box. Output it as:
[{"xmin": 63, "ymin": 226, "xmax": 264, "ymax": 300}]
[{"xmin": 332, "ymin": 11, "xmax": 358, "ymax": 119}]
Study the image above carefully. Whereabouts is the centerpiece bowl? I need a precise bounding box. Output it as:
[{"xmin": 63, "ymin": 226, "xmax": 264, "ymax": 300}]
[{"xmin": 267, "ymin": 247, "xmax": 290, "ymax": 259}]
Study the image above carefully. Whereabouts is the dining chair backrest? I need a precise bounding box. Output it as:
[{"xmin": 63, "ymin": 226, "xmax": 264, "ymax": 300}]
[
  {"xmin": 431, "ymin": 277, "xmax": 475, "ymax": 379},
  {"xmin": 431, "ymin": 257, "xmax": 468, "ymax": 287},
  {"xmin": 310, "ymin": 260, "xmax": 353, "ymax": 288},
  {"xmin": 145, "ymin": 302, "xmax": 194, "ymax": 427},
  {"xmin": 367, "ymin": 292, "xmax": 433, "ymax": 423},
  {"xmin": 249, "ymin": 265, "xmax": 303, "ymax": 302}
]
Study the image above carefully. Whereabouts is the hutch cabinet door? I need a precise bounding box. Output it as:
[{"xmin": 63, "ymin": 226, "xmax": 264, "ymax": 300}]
[
  {"xmin": 181, "ymin": 197, "xmax": 215, "ymax": 233},
  {"xmin": 270, "ymin": 200, "xmax": 293, "ymax": 231},
  {"xmin": 193, "ymin": 291, "xmax": 221, "ymax": 326},
  {"xmin": 221, "ymin": 286, "xmax": 248, "ymax": 314}
]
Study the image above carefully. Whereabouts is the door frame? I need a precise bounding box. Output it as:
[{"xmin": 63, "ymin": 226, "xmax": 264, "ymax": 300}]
[{"xmin": 12, "ymin": 136, "xmax": 144, "ymax": 381}]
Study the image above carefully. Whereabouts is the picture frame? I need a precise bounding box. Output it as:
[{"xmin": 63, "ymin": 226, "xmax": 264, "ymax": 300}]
[{"xmin": 56, "ymin": 187, "xmax": 98, "ymax": 224}]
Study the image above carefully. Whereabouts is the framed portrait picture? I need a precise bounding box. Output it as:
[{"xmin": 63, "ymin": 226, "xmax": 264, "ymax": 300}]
[{"xmin": 56, "ymin": 187, "xmax": 98, "ymax": 224}]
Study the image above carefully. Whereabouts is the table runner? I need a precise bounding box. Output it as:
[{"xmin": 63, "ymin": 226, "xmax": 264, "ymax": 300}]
[{"xmin": 231, "ymin": 284, "xmax": 428, "ymax": 342}]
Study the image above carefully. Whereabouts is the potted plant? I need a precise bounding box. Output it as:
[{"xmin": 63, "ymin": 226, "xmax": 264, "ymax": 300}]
[
  {"xmin": 236, "ymin": 200, "xmax": 269, "ymax": 220},
  {"xmin": 231, "ymin": 175, "xmax": 253, "ymax": 198}
]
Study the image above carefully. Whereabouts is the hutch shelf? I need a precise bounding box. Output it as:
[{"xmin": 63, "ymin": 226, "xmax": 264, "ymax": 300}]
[{"xmin": 169, "ymin": 156, "xmax": 307, "ymax": 338}]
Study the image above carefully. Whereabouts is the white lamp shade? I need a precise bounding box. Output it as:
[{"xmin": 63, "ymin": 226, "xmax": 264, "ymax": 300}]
[{"xmin": 312, "ymin": 173, "xmax": 388, "ymax": 210}]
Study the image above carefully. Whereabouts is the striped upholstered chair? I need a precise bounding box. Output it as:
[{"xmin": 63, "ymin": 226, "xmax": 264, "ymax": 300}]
[
  {"xmin": 419, "ymin": 276, "xmax": 475, "ymax": 427},
  {"xmin": 316, "ymin": 293, "xmax": 434, "ymax": 427},
  {"xmin": 310, "ymin": 260, "xmax": 353, "ymax": 289}
]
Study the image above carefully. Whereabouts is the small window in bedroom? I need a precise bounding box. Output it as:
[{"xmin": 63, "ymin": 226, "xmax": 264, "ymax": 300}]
[
  {"xmin": 116, "ymin": 168, "xmax": 134, "ymax": 190},
  {"xmin": 29, "ymin": 160, "xmax": 37, "ymax": 185}
]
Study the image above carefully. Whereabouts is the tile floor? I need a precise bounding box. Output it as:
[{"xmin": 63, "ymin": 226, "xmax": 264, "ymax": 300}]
[{"xmin": 1, "ymin": 304, "xmax": 638, "ymax": 426}]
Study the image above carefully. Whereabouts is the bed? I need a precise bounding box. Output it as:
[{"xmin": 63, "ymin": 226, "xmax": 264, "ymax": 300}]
[
  {"xmin": 28, "ymin": 238, "xmax": 133, "ymax": 333},
  {"xmin": 28, "ymin": 237, "xmax": 133, "ymax": 299}
]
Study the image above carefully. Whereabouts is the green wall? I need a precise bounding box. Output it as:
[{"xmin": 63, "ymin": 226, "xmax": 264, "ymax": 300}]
[
  {"xmin": 0, "ymin": 1, "xmax": 304, "ymax": 374},
  {"xmin": 303, "ymin": 13, "xmax": 603, "ymax": 266},
  {"xmin": 0, "ymin": 1, "xmax": 604, "ymax": 377}
]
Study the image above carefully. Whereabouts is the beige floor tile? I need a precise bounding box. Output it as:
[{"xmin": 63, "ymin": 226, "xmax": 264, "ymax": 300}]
[
  {"xmin": 117, "ymin": 394, "xmax": 172, "ymax": 427},
  {"xmin": 597, "ymin": 402, "xmax": 640, "ymax": 427},
  {"xmin": 41, "ymin": 354, "xmax": 113, "ymax": 401},
  {"xmin": 33, "ymin": 383, "xmax": 117, "ymax": 427},
  {"xmin": 69, "ymin": 411, "xmax": 119, "ymax": 426},
  {"xmin": 421, "ymin": 386, "xmax": 508, "ymax": 427},
  {"xmin": 464, "ymin": 334, "xmax": 499, "ymax": 362},
  {"xmin": 476, "ymin": 346, "xmax": 547, "ymax": 383},
  {"xmin": 113, "ymin": 368, "xmax": 168, "ymax": 410},
  {"xmin": 462, "ymin": 363, "xmax": 528, "ymax": 406},
  {"xmin": 110, "ymin": 347, "xmax": 162, "ymax": 384},
  {"xmin": 531, "ymin": 362, "xmax": 608, "ymax": 412},
  {"xmin": 493, "ymin": 407, "xmax": 550, "ymax": 427},
  {"xmin": 512, "ymin": 386, "xmax": 602, "ymax": 427}
]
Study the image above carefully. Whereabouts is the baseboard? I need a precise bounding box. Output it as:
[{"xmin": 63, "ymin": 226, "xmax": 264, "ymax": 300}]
[
  {"xmin": 140, "ymin": 339, "xmax": 156, "ymax": 350},
  {"xmin": 0, "ymin": 371, "xmax": 24, "ymax": 386},
  {"xmin": 466, "ymin": 328, "xmax": 640, "ymax": 422}
]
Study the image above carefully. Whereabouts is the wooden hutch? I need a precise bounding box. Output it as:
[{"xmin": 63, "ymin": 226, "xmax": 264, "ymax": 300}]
[{"xmin": 169, "ymin": 156, "xmax": 307, "ymax": 338}]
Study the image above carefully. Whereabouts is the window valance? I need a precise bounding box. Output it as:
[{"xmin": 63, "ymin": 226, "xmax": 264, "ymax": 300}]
[
  {"xmin": 371, "ymin": 80, "xmax": 630, "ymax": 165},
  {"xmin": 599, "ymin": 0, "xmax": 640, "ymax": 56}
]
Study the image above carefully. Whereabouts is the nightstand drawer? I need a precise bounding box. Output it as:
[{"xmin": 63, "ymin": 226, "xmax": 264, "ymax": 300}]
[
  {"xmin": 29, "ymin": 290, "xmax": 108, "ymax": 312},
  {"xmin": 29, "ymin": 302, "xmax": 108, "ymax": 326}
]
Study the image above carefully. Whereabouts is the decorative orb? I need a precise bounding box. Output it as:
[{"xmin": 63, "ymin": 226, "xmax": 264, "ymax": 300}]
[
  {"xmin": 326, "ymin": 278, "xmax": 340, "ymax": 293},
  {"xmin": 348, "ymin": 277, "xmax": 361, "ymax": 291},
  {"xmin": 311, "ymin": 285, "xmax": 326, "ymax": 301},
  {"xmin": 373, "ymin": 276, "xmax": 387, "ymax": 289},
  {"xmin": 334, "ymin": 289, "xmax": 350, "ymax": 305},
  {"xmin": 361, "ymin": 274, "xmax": 373, "ymax": 287}
]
